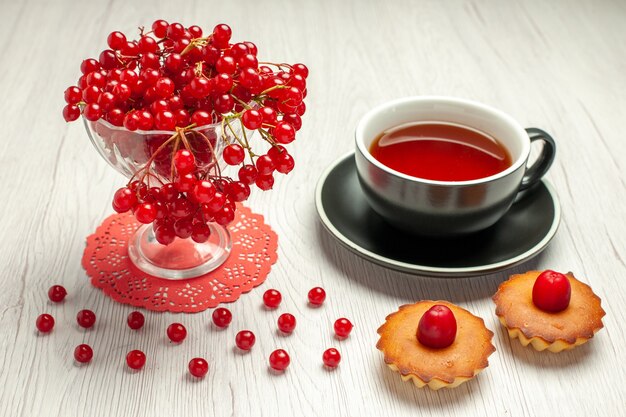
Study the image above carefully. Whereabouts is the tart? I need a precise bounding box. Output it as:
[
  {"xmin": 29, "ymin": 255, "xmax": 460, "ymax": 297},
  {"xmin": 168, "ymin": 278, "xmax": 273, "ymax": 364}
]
[
  {"xmin": 493, "ymin": 270, "xmax": 605, "ymax": 352},
  {"xmin": 376, "ymin": 300, "xmax": 495, "ymax": 390}
]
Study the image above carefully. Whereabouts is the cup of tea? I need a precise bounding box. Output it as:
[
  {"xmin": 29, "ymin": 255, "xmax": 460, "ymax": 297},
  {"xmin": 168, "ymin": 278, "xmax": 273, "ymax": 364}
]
[{"xmin": 354, "ymin": 96, "xmax": 556, "ymax": 236}]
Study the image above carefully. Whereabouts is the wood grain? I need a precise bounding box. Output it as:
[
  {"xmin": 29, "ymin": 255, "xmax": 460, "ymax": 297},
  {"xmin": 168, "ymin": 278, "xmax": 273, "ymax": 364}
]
[{"xmin": 0, "ymin": 0, "xmax": 625, "ymax": 416}]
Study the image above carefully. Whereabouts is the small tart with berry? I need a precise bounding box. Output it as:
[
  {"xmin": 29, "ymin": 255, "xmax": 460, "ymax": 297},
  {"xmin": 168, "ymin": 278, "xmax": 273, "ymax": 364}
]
[
  {"xmin": 493, "ymin": 270, "xmax": 605, "ymax": 353},
  {"xmin": 376, "ymin": 301, "xmax": 495, "ymax": 390}
]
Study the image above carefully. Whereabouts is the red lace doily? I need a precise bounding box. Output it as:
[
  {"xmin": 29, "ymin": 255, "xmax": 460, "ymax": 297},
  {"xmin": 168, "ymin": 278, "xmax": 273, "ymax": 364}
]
[{"xmin": 81, "ymin": 205, "xmax": 278, "ymax": 313}]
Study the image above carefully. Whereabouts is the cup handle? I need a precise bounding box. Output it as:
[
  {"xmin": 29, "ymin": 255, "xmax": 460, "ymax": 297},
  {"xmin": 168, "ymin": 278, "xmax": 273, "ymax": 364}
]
[{"xmin": 519, "ymin": 128, "xmax": 556, "ymax": 191}]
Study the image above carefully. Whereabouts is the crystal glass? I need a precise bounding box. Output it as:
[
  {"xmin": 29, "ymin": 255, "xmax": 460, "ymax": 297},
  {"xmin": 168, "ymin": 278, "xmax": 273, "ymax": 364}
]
[{"xmin": 84, "ymin": 117, "xmax": 240, "ymax": 279}]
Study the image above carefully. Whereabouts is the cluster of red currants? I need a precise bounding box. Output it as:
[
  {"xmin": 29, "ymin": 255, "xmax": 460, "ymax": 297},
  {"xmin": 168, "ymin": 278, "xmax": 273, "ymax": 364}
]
[{"xmin": 62, "ymin": 21, "xmax": 307, "ymax": 243}]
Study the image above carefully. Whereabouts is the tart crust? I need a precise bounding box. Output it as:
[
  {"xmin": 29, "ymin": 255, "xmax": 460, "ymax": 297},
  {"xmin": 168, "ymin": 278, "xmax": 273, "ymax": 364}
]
[
  {"xmin": 493, "ymin": 271, "xmax": 605, "ymax": 352},
  {"xmin": 376, "ymin": 300, "xmax": 495, "ymax": 390}
]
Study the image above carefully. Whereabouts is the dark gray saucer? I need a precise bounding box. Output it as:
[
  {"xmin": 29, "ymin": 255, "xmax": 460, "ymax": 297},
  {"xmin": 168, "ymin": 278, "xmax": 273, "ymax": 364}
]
[{"xmin": 315, "ymin": 153, "xmax": 561, "ymax": 277}]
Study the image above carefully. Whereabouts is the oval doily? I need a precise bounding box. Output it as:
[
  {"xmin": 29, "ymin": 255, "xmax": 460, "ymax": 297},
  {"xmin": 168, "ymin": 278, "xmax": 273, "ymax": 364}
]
[{"xmin": 81, "ymin": 205, "xmax": 278, "ymax": 313}]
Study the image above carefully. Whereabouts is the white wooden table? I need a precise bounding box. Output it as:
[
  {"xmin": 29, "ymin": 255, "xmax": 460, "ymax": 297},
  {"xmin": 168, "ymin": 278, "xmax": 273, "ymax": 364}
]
[{"xmin": 1, "ymin": 0, "xmax": 625, "ymax": 416}]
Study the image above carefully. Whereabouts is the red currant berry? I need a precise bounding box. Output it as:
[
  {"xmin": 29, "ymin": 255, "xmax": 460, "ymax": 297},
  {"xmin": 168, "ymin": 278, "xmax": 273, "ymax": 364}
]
[
  {"xmin": 267, "ymin": 145, "xmax": 286, "ymax": 160},
  {"xmin": 191, "ymin": 110, "xmax": 212, "ymax": 127},
  {"xmin": 167, "ymin": 323, "xmax": 187, "ymax": 343},
  {"xmin": 212, "ymin": 24, "xmax": 232, "ymax": 46},
  {"xmin": 238, "ymin": 53, "xmax": 258, "ymax": 69},
  {"xmin": 274, "ymin": 152, "xmax": 295, "ymax": 174},
  {"xmin": 322, "ymin": 348, "xmax": 341, "ymax": 368},
  {"xmin": 213, "ymin": 205, "xmax": 235, "ymax": 225},
  {"xmin": 263, "ymin": 289, "xmax": 282, "ymax": 308},
  {"xmin": 166, "ymin": 22, "xmax": 185, "ymax": 40},
  {"xmin": 107, "ymin": 108, "xmax": 125, "ymax": 126},
  {"xmin": 255, "ymin": 174, "xmax": 274, "ymax": 191},
  {"xmin": 212, "ymin": 307, "xmax": 232, "ymax": 328},
  {"xmin": 74, "ymin": 344, "xmax": 94, "ymax": 363},
  {"xmin": 82, "ymin": 85, "xmax": 101, "ymax": 103},
  {"xmin": 188, "ymin": 357, "xmax": 209, "ymax": 378},
  {"xmin": 77, "ymin": 309, "xmax": 96, "ymax": 328},
  {"xmin": 213, "ymin": 73, "xmax": 233, "ymax": 93},
  {"xmin": 223, "ymin": 144, "xmax": 245, "ymax": 165},
  {"xmin": 238, "ymin": 165, "xmax": 258, "ymax": 185},
  {"xmin": 155, "ymin": 222, "xmax": 176, "ymax": 245},
  {"xmin": 126, "ymin": 350, "xmax": 146, "ymax": 370},
  {"xmin": 334, "ymin": 318, "xmax": 353, "ymax": 338},
  {"xmin": 152, "ymin": 19, "xmax": 169, "ymax": 38},
  {"xmin": 112, "ymin": 187, "xmax": 138, "ymax": 213},
  {"xmin": 216, "ymin": 56, "xmax": 236, "ymax": 75},
  {"xmin": 256, "ymin": 155, "xmax": 275, "ymax": 175},
  {"xmin": 260, "ymin": 106, "xmax": 277, "ymax": 125},
  {"xmin": 235, "ymin": 330, "xmax": 256, "ymax": 351},
  {"xmin": 127, "ymin": 311, "xmax": 145, "ymax": 330},
  {"xmin": 191, "ymin": 222, "xmax": 211, "ymax": 243},
  {"xmin": 532, "ymin": 270, "xmax": 571, "ymax": 312},
  {"xmin": 63, "ymin": 105, "xmax": 81, "ymax": 122},
  {"xmin": 64, "ymin": 86, "xmax": 82, "ymax": 104},
  {"xmin": 123, "ymin": 111, "xmax": 140, "ymax": 131},
  {"xmin": 99, "ymin": 49, "xmax": 118, "ymax": 70},
  {"xmin": 36, "ymin": 313, "xmax": 54, "ymax": 333},
  {"xmin": 292, "ymin": 63, "xmax": 309, "ymax": 78},
  {"xmin": 161, "ymin": 183, "xmax": 179, "ymax": 202},
  {"xmin": 282, "ymin": 113, "xmax": 302, "ymax": 131},
  {"xmin": 269, "ymin": 349, "xmax": 290, "ymax": 371},
  {"xmin": 138, "ymin": 36, "xmax": 158, "ymax": 54},
  {"xmin": 107, "ymin": 31, "xmax": 127, "ymax": 50},
  {"xmin": 417, "ymin": 304, "xmax": 457, "ymax": 349},
  {"xmin": 188, "ymin": 25, "xmax": 203, "ymax": 38},
  {"xmin": 214, "ymin": 93, "xmax": 234, "ymax": 113},
  {"xmin": 272, "ymin": 121, "xmax": 296, "ymax": 144},
  {"xmin": 308, "ymin": 287, "xmax": 326, "ymax": 306},
  {"xmin": 173, "ymin": 149, "xmax": 196, "ymax": 175},
  {"xmin": 192, "ymin": 180, "xmax": 216, "ymax": 203},
  {"xmin": 155, "ymin": 77, "xmax": 175, "ymax": 98},
  {"xmin": 48, "ymin": 285, "xmax": 67, "ymax": 303},
  {"xmin": 81, "ymin": 58, "xmax": 101, "ymax": 74},
  {"xmin": 190, "ymin": 76, "xmax": 212, "ymax": 98},
  {"xmin": 83, "ymin": 103, "xmax": 102, "ymax": 121},
  {"xmin": 174, "ymin": 218, "xmax": 194, "ymax": 239},
  {"xmin": 134, "ymin": 203, "xmax": 157, "ymax": 224},
  {"xmin": 176, "ymin": 173, "xmax": 196, "ymax": 193},
  {"xmin": 170, "ymin": 196, "xmax": 193, "ymax": 218},
  {"xmin": 226, "ymin": 181, "xmax": 250, "ymax": 202},
  {"xmin": 242, "ymin": 109, "xmax": 263, "ymax": 130},
  {"xmin": 277, "ymin": 313, "xmax": 296, "ymax": 334}
]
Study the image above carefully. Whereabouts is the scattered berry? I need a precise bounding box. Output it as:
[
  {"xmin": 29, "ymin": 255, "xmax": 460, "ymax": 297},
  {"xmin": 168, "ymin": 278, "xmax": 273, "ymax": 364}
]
[
  {"xmin": 235, "ymin": 330, "xmax": 256, "ymax": 351},
  {"xmin": 532, "ymin": 270, "xmax": 571, "ymax": 312},
  {"xmin": 36, "ymin": 314, "xmax": 55, "ymax": 333},
  {"xmin": 127, "ymin": 311, "xmax": 145, "ymax": 330},
  {"xmin": 277, "ymin": 313, "xmax": 296, "ymax": 334},
  {"xmin": 334, "ymin": 318, "xmax": 353, "ymax": 338},
  {"xmin": 417, "ymin": 305, "xmax": 457, "ymax": 349},
  {"xmin": 269, "ymin": 349, "xmax": 290, "ymax": 371},
  {"xmin": 48, "ymin": 285, "xmax": 67, "ymax": 302},
  {"xmin": 263, "ymin": 289, "xmax": 282, "ymax": 308},
  {"xmin": 188, "ymin": 357, "xmax": 209, "ymax": 378},
  {"xmin": 167, "ymin": 323, "xmax": 187, "ymax": 343},
  {"xmin": 308, "ymin": 287, "xmax": 326, "ymax": 306},
  {"xmin": 322, "ymin": 348, "xmax": 341, "ymax": 368},
  {"xmin": 126, "ymin": 350, "xmax": 146, "ymax": 370},
  {"xmin": 212, "ymin": 308, "xmax": 232, "ymax": 328},
  {"xmin": 77, "ymin": 309, "xmax": 96, "ymax": 328},
  {"xmin": 74, "ymin": 344, "xmax": 94, "ymax": 363}
]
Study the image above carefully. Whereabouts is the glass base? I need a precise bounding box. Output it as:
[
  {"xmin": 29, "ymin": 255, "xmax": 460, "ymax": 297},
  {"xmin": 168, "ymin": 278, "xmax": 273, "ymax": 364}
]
[{"xmin": 127, "ymin": 223, "xmax": 232, "ymax": 279}]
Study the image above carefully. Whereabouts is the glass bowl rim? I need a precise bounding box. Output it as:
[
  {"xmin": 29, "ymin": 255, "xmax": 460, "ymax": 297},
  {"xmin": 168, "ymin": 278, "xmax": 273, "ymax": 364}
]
[{"xmin": 83, "ymin": 116, "xmax": 223, "ymax": 136}]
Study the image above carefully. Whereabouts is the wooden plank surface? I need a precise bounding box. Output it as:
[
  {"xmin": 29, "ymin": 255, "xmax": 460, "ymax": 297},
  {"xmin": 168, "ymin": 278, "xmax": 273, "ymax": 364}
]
[{"xmin": 0, "ymin": 0, "xmax": 624, "ymax": 416}]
